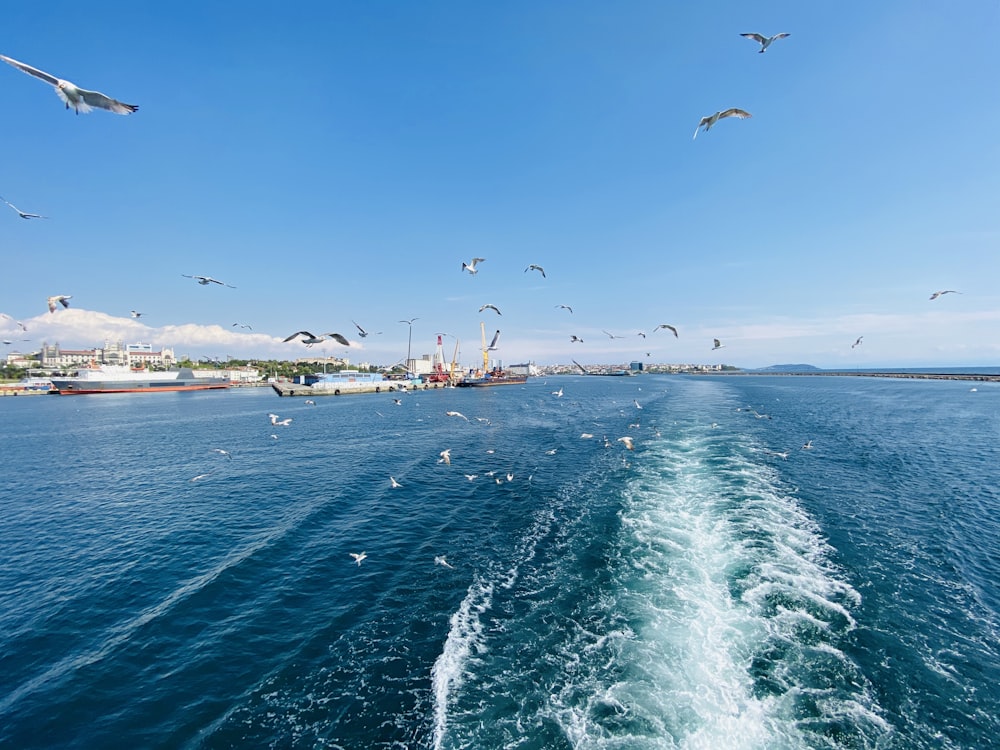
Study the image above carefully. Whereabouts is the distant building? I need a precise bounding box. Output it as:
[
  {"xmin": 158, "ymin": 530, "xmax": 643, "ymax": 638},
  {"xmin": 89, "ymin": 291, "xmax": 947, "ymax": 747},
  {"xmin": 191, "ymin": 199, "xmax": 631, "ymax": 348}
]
[
  {"xmin": 630, "ymin": 361, "xmax": 643, "ymax": 372},
  {"xmin": 39, "ymin": 340, "xmax": 176, "ymax": 370}
]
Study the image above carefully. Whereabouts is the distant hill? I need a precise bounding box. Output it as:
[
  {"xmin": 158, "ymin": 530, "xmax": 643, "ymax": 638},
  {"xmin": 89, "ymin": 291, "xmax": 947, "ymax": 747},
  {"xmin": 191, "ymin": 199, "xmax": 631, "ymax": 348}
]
[{"xmin": 757, "ymin": 363, "xmax": 821, "ymax": 372}]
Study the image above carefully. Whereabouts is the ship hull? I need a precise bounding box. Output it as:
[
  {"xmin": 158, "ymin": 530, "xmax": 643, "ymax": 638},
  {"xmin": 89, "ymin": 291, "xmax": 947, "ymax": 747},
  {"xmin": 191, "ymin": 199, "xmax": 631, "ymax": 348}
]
[
  {"xmin": 50, "ymin": 380, "xmax": 229, "ymax": 394},
  {"xmin": 456, "ymin": 376, "xmax": 528, "ymax": 387}
]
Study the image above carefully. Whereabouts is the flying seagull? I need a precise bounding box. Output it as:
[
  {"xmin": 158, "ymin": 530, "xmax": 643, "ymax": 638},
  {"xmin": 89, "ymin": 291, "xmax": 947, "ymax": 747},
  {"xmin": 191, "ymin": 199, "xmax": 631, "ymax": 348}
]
[
  {"xmin": 712, "ymin": 338, "xmax": 725, "ymax": 350},
  {"xmin": 0, "ymin": 53, "xmax": 138, "ymax": 115},
  {"xmin": 487, "ymin": 330, "xmax": 501, "ymax": 350},
  {"xmin": 445, "ymin": 410, "xmax": 469, "ymax": 421},
  {"xmin": 852, "ymin": 336, "xmax": 863, "ymax": 349},
  {"xmin": 479, "ymin": 304, "xmax": 502, "ymax": 315},
  {"xmin": 570, "ymin": 335, "xmax": 584, "ymax": 343},
  {"xmin": 438, "ymin": 449, "xmax": 451, "ymax": 465},
  {"xmin": 182, "ymin": 274, "xmax": 235, "ymax": 288},
  {"xmin": 929, "ymin": 290, "xmax": 961, "ymax": 300},
  {"xmin": 617, "ymin": 436, "xmax": 635, "ymax": 451},
  {"xmin": 130, "ymin": 310, "xmax": 143, "ymax": 318},
  {"xmin": 462, "ymin": 257, "xmax": 485, "ymax": 275},
  {"xmin": 434, "ymin": 555, "xmax": 455, "ymax": 569},
  {"xmin": 602, "ymin": 330, "xmax": 625, "ymax": 339},
  {"xmin": 47, "ymin": 295, "xmax": 71, "ymax": 313},
  {"xmin": 555, "ymin": 304, "xmax": 573, "ymax": 314},
  {"xmin": 349, "ymin": 552, "xmax": 367, "ymax": 566},
  {"xmin": 211, "ymin": 448, "xmax": 232, "ymax": 460},
  {"xmin": 283, "ymin": 331, "xmax": 350, "ymax": 347},
  {"xmin": 740, "ymin": 32, "xmax": 791, "ymax": 53},
  {"xmin": 654, "ymin": 324, "xmax": 678, "ymax": 338},
  {"xmin": 694, "ymin": 108, "xmax": 752, "ymax": 140},
  {"xmin": 525, "ymin": 264, "xmax": 546, "ymax": 278},
  {"xmin": 353, "ymin": 320, "xmax": 381, "ymax": 337},
  {"xmin": 0, "ymin": 195, "xmax": 46, "ymax": 219},
  {"xmin": 232, "ymin": 322, "xmax": 252, "ymax": 330},
  {"xmin": 390, "ymin": 476, "xmax": 402, "ymax": 488}
]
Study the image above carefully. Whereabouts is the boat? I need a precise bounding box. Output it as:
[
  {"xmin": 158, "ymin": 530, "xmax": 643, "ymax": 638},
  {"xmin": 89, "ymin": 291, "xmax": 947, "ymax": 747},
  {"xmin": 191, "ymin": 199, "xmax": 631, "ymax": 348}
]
[
  {"xmin": 50, "ymin": 364, "xmax": 229, "ymax": 395},
  {"xmin": 456, "ymin": 323, "xmax": 529, "ymax": 387}
]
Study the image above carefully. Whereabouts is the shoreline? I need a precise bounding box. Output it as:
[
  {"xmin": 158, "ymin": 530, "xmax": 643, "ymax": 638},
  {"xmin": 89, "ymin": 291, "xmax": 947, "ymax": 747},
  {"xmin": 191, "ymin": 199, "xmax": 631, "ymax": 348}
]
[{"xmin": 710, "ymin": 371, "xmax": 1000, "ymax": 383}]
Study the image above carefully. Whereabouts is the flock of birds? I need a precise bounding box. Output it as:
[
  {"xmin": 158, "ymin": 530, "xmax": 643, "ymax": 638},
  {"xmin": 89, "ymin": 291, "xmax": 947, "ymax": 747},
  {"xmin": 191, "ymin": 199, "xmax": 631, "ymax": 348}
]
[{"xmin": 0, "ymin": 36, "xmax": 968, "ymax": 362}]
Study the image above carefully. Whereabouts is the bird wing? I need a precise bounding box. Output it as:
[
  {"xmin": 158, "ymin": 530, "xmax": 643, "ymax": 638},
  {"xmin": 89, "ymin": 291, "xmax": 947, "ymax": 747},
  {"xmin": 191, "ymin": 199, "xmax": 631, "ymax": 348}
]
[
  {"xmin": 322, "ymin": 333, "xmax": 350, "ymax": 346},
  {"xmin": 283, "ymin": 331, "xmax": 313, "ymax": 342},
  {"xmin": 720, "ymin": 108, "xmax": 752, "ymax": 120},
  {"xmin": 78, "ymin": 87, "xmax": 137, "ymax": 114},
  {"xmin": 0, "ymin": 54, "xmax": 61, "ymax": 86},
  {"xmin": 657, "ymin": 324, "xmax": 678, "ymax": 337},
  {"xmin": 488, "ymin": 330, "xmax": 500, "ymax": 349},
  {"xmin": 740, "ymin": 33, "xmax": 767, "ymax": 44},
  {"xmin": 353, "ymin": 320, "xmax": 367, "ymax": 334},
  {"xmin": 772, "ymin": 33, "xmax": 790, "ymax": 40}
]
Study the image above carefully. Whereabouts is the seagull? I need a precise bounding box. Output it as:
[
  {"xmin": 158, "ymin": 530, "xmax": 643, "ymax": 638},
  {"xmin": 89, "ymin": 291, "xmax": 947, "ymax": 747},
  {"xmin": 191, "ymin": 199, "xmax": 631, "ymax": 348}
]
[
  {"xmin": 349, "ymin": 552, "xmax": 367, "ymax": 566},
  {"xmin": 283, "ymin": 331, "xmax": 350, "ymax": 347},
  {"xmin": 929, "ymin": 290, "xmax": 961, "ymax": 300},
  {"xmin": 712, "ymin": 338, "xmax": 725, "ymax": 350},
  {"xmin": 268, "ymin": 413, "xmax": 293, "ymax": 426},
  {"xmin": 852, "ymin": 336, "xmax": 863, "ymax": 349},
  {"xmin": 392, "ymin": 398, "xmax": 402, "ymax": 405},
  {"xmin": 390, "ymin": 476, "xmax": 402, "ymax": 488},
  {"xmin": 479, "ymin": 304, "xmax": 502, "ymax": 315},
  {"xmin": 464, "ymin": 474, "xmax": 478, "ymax": 481},
  {"xmin": 525, "ymin": 264, "xmax": 546, "ymax": 278},
  {"xmin": 556, "ymin": 304, "xmax": 573, "ymax": 314},
  {"xmin": 0, "ymin": 53, "xmax": 138, "ymax": 115},
  {"xmin": 693, "ymin": 109, "xmax": 752, "ymax": 140},
  {"xmin": 0, "ymin": 314, "xmax": 27, "ymax": 331},
  {"xmin": 438, "ymin": 449, "xmax": 451, "ymax": 465},
  {"xmin": 182, "ymin": 274, "xmax": 236, "ymax": 288},
  {"xmin": 802, "ymin": 440, "xmax": 813, "ymax": 450},
  {"xmin": 654, "ymin": 324, "xmax": 678, "ymax": 338},
  {"xmin": 445, "ymin": 410, "xmax": 469, "ymax": 421},
  {"xmin": 434, "ymin": 555, "xmax": 455, "ymax": 569},
  {"xmin": 634, "ymin": 399, "xmax": 642, "ymax": 410},
  {"xmin": 580, "ymin": 433, "xmax": 594, "ymax": 439},
  {"xmin": 211, "ymin": 448, "xmax": 232, "ymax": 460},
  {"xmin": 0, "ymin": 195, "xmax": 46, "ymax": 219},
  {"xmin": 130, "ymin": 310, "xmax": 143, "ymax": 318},
  {"xmin": 353, "ymin": 320, "xmax": 381, "ymax": 337},
  {"xmin": 232, "ymin": 322, "xmax": 252, "ymax": 330},
  {"xmin": 462, "ymin": 257, "xmax": 485, "ymax": 275},
  {"xmin": 487, "ymin": 330, "xmax": 501, "ymax": 350},
  {"xmin": 47, "ymin": 295, "xmax": 71, "ymax": 313},
  {"xmin": 637, "ymin": 332, "xmax": 646, "ymax": 338},
  {"xmin": 552, "ymin": 387, "xmax": 563, "ymax": 397},
  {"xmin": 740, "ymin": 32, "xmax": 790, "ymax": 53},
  {"xmin": 190, "ymin": 473, "xmax": 212, "ymax": 482},
  {"xmin": 602, "ymin": 330, "xmax": 625, "ymax": 339},
  {"xmin": 570, "ymin": 335, "xmax": 584, "ymax": 343},
  {"xmin": 617, "ymin": 436, "xmax": 635, "ymax": 450}
]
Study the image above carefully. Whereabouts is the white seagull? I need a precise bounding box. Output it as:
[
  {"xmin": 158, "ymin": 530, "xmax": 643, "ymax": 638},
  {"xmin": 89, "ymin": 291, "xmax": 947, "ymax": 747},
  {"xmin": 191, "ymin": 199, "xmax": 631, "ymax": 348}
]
[
  {"xmin": 712, "ymin": 338, "xmax": 725, "ymax": 350},
  {"xmin": 654, "ymin": 324, "xmax": 678, "ymax": 338},
  {"xmin": 570, "ymin": 335, "xmax": 584, "ymax": 343},
  {"xmin": 0, "ymin": 53, "xmax": 138, "ymax": 115},
  {"xmin": 525, "ymin": 264, "xmax": 546, "ymax": 278},
  {"xmin": 182, "ymin": 274, "xmax": 236, "ymax": 288},
  {"xmin": 352, "ymin": 320, "xmax": 381, "ymax": 337},
  {"xmin": 283, "ymin": 331, "xmax": 350, "ymax": 347},
  {"xmin": 445, "ymin": 410, "xmax": 469, "ymax": 421},
  {"xmin": 740, "ymin": 32, "xmax": 791, "ymax": 53},
  {"xmin": 556, "ymin": 304, "xmax": 573, "ymax": 314},
  {"xmin": 350, "ymin": 552, "xmax": 367, "ymax": 566},
  {"xmin": 434, "ymin": 555, "xmax": 455, "ymax": 569},
  {"xmin": 390, "ymin": 476, "xmax": 402, "ymax": 488},
  {"xmin": 211, "ymin": 448, "xmax": 232, "ymax": 460},
  {"xmin": 438, "ymin": 449, "xmax": 451, "ymax": 465},
  {"xmin": 693, "ymin": 108, "xmax": 752, "ymax": 139},
  {"xmin": 232, "ymin": 322, "xmax": 252, "ymax": 330},
  {"xmin": 929, "ymin": 290, "xmax": 961, "ymax": 300},
  {"xmin": 852, "ymin": 336, "xmax": 863, "ymax": 349},
  {"xmin": 479, "ymin": 304, "xmax": 502, "ymax": 316},
  {"xmin": 462, "ymin": 257, "xmax": 486, "ymax": 275},
  {"xmin": 487, "ymin": 330, "xmax": 501, "ymax": 350},
  {"xmin": 47, "ymin": 295, "xmax": 71, "ymax": 313},
  {"xmin": 130, "ymin": 310, "xmax": 143, "ymax": 318},
  {"xmin": 617, "ymin": 436, "xmax": 635, "ymax": 451},
  {"xmin": 0, "ymin": 195, "xmax": 46, "ymax": 219}
]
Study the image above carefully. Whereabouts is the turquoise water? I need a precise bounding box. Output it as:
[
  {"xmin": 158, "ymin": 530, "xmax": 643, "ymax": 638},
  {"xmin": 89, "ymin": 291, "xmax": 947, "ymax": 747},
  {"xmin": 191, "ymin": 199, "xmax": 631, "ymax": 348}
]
[{"xmin": 1, "ymin": 375, "xmax": 997, "ymax": 748}]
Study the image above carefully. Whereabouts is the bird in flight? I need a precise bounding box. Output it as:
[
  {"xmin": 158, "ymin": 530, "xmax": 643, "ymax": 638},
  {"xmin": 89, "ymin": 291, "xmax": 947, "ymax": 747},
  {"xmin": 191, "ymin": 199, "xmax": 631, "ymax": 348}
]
[
  {"xmin": 0, "ymin": 53, "xmax": 138, "ymax": 115},
  {"xmin": 570, "ymin": 335, "xmax": 584, "ymax": 343},
  {"xmin": 438, "ymin": 449, "xmax": 452, "ymax": 465},
  {"xmin": 617, "ymin": 436, "xmax": 635, "ymax": 451},
  {"xmin": 445, "ymin": 410, "xmax": 469, "ymax": 421},
  {"xmin": 487, "ymin": 330, "xmax": 501, "ymax": 350},
  {"xmin": 525, "ymin": 264, "xmax": 546, "ymax": 278},
  {"xmin": 211, "ymin": 448, "xmax": 232, "ymax": 460},
  {"xmin": 182, "ymin": 274, "xmax": 235, "ymax": 288},
  {"xmin": 654, "ymin": 324, "xmax": 678, "ymax": 338},
  {"xmin": 349, "ymin": 552, "xmax": 367, "ymax": 566},
  {"xmin": 479, "ymin": 304, "xmax": 502, "ymax": 315},
  {"xmin": 462, "ymin": 257, "xmax": 485, "ymax": 275},
  {"xmin": 390, "ymin": 476, "xmax": 402, "ymax": 488},
  {"xmin": 712, "ymin": 338, "xmax": 725, "ymax": 350},
  {"xmin": 353, "ymin": 320, "xmax": 381, "ymax": 337},
  {"xmin": 555, "ymin": 304, "xmax": 573, "ymax": 314},
  {"xmin": 47, "ymin": 295, "xmax": 72, "ymax": 313},
  {"xmin": 694, "ymin": 108, "xmax": 752, "ymax": 139},
  {"xmin": 268, "ymin": 413, "xmax": 293, "ymax": 426},
  {"xmin": 232, "ymin": 322, "xmax": 252, "ymax": 330},
  {"xmin": 602, "ymin": 330, "xmax": 625, "ymax": 339},
  {"xmin": 739, "ymin": 32, "xmax": 791, "ymax": 53},
  {"xmin": 0, "ymin": 195, "xmax": 46, "ymax": 219},
  {"xmin": 434, "ymin": 555, "xmax": 455, "ymax": 569},
  {"xmin": 852, "ymin": 336, "xmax": 863, "ymax": 349},
  {"xmin": 283, "ymin": 331, "xmax": 350, "ymax": 347},
  {"xmin": 929, "ymin": 290, "xmax": 961, "ymax": 300}
]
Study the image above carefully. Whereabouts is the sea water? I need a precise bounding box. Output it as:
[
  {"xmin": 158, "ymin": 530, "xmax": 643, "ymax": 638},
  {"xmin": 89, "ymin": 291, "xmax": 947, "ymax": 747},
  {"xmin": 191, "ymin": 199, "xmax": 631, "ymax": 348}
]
[{"xmin": 0, "ymin": 375, "xmax": 997, "ymax": 748}]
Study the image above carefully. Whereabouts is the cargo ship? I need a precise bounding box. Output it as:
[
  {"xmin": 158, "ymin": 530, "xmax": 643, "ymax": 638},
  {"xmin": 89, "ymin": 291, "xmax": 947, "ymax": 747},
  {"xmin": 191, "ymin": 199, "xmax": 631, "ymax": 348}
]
[
  {"xmin": 456, "ymin": 324, "xmax": 529, "ymax": 387},
  {"xmin": 50, "ymin": 364, "xmax": 229, "ymax": 395}
]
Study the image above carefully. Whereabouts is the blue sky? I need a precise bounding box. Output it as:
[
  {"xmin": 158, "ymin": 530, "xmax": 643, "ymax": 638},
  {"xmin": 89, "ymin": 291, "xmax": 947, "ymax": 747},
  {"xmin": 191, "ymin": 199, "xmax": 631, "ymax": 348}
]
[{"xmin": 2, "ymin": 1, "xmax": 999, "ymax": 369}]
